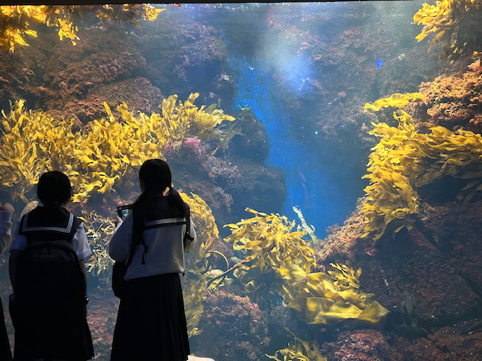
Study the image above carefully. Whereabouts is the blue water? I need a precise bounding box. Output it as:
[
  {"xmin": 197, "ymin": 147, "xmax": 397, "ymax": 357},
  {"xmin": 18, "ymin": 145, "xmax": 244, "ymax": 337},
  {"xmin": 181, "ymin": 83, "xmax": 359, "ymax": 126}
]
[{"xmin": 229, "ymin": 55, "xmax": 354, "ymax": 238}]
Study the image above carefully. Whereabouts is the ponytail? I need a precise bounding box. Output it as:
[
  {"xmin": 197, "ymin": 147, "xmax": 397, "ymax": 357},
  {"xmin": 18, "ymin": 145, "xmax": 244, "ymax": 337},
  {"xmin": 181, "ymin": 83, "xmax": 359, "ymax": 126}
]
[{"xmin": 167, "ymin": 187, "xmax": 188, "ymax": 218}]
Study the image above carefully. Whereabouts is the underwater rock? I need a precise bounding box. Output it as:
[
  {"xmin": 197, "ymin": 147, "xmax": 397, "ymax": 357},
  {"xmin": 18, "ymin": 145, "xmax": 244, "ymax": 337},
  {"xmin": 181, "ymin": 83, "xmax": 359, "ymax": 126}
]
[
  {"xmin": 417, "ymin": 59, "xmax": 482, "ymax": 133},
  {"xmin": 222, "ymin": 162, "xmax": 286, "ymax": 225},
  {"xmin": 165, "ymin": 130, "xmax": 285, "ymax": 228},
  {"xmin": 62, "ymin": 78, "xmax": 163, "ymax": 124},
  {"xmin": 322, "ymin": 329, "xmax": 402, "ymax": 361},
  {"xmin": 315, "ymin": 199, "xmax": 367, "ymax": 265},
  {"xmin": 189, "ymin": 291, "xmax": 271, "ymax": 361},
  {"xmin": 168, "ymin": 138, "xmax": 286, "ymax": 229},
  {"xmin": 224, "ymin": 107, "xmax": 269, "ymax": 162},
  {"xmin": 413, "ymin": 0, "xmax": 482, "ymax": 62},
  {"xmin": 333, "ymin": 201, "xmax": 481, "ymax": 315},
  {"xmin": 318, "ymin": 194, "xmax": 482, "ymax": 348},
  {"xmin": 395, "ymin": 323, "xmax": 482, "ymax": 361},
  {"xmin": 136, "ymin": 13, "xmax": 229, "ymax": 100}
]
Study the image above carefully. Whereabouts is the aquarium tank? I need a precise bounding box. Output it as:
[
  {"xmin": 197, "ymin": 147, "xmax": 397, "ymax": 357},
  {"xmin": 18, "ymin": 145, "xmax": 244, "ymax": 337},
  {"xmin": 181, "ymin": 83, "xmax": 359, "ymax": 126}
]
[{"xmin": 1, "ymin": 1, "xmax": 482, "ymax": 360}]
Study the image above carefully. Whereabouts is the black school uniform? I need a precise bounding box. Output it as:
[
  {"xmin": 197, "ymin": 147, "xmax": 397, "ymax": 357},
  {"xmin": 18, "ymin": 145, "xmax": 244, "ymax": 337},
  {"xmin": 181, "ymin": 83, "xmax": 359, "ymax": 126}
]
[
  {"xmin": 109, "ymin": 197, "xmax": 196, "ymax": 361},
  {"xmin": 10, "ymin": 207, "xmax": 94, "ymax": 361}
]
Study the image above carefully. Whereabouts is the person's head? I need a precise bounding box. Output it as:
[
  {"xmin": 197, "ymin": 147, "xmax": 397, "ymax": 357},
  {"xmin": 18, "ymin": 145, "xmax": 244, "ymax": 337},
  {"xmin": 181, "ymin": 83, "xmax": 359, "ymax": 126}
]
[
  {"xmin": 139, "ymin": 159, "xmax": 172, "ymax": 193},
  {"xmin": 135, "ymin": 159, "xmax": 187, "ymax": 217},
  {"xmin": 37, "ymin": 171, "xmax": 72, "ymax": 207}
]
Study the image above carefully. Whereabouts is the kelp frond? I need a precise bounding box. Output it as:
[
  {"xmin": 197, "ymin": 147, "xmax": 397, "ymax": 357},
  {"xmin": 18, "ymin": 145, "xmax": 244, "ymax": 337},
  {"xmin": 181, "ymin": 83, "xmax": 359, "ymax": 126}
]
[
  {"xmin": 0, "ymin": 5, "xmax": 164, "ymax": 52},
  {"xmin": 224, "ymin": 208, "xmax": 315, "ymax": 275},
  {"xmin": 413, "ymin": 0, "xmax": 482, "ymax": 61},
  {"xmin": 0, "ymin": 95, "xmax": 235, "ymax": 204},
  {"xmin": 363, "ymin": 109, "xmax": 482, "ymax": 240},
  {"xmin": 266, "ymin": 329, "xmax": 327, "ymax": 361},
  {"xmin": 224, "ymin": 208, "xmax": 389, "ymax": 326},
  {"xmin": 364, "ymin": 92, "xmax": 424, "ymax": 112}
]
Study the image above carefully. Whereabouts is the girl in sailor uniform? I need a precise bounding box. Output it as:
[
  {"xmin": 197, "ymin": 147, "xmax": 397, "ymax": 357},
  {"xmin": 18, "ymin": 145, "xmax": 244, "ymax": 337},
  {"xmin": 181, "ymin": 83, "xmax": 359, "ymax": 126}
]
[{"xmin": 109, "ymin": 159, "xmax": 196, "ymax": 361}]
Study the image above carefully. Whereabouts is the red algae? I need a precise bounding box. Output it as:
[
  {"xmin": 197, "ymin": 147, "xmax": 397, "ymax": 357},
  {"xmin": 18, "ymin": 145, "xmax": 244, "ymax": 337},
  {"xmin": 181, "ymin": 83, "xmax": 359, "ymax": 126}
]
[
  {"xmin": 322, "ymin": 329, "xmax": 402, "ymax": 361},
  {"xmin": 189, "ymin": 291, "xmax": 271, "ymax": 361},
  {"xmin": 417, "ymin": 58, "xmax": 482, "ymax": 133}
]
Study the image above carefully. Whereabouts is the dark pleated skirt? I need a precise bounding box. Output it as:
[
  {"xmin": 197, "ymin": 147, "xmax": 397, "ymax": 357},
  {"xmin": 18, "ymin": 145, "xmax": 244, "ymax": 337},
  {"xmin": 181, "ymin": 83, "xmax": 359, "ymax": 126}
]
[
  {"xmin": 10, "ymin": 300, "xmax": 94, "ymax": 361},
  {"xmin": 110, "ymin": 273, "xmax": 190, "ymax": 361},
  {"xmin": 1, "ymin": 297, "xmax": 13, "ymax": 361}
]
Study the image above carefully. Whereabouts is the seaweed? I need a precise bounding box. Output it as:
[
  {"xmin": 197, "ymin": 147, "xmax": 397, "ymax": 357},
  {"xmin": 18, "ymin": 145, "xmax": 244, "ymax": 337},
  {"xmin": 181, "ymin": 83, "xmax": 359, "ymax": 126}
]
[
  {"xmin": 223, "ymin": 208, "xmax": 389, "ymax": 326},
  {"xmin": 0, "ymin": 94, "xmax": 235, "ymax": 204},
  {"xmin": 363, "ymin": 109, "xmax": 482, "ymax": 240},
  {"xmin": 0, "ymin": 5, "xmax": 163, "ymax": 52},
  {"xmin": 413, "ymin": 0, "xmax": 482, "ymax": 61},
  {"xmin": 364, "ymin": 93, "xmax": 424, "ymax": 112},
  {"xmin": 266, "ymin": 328, "xmax": 327, "ymax": 361}
]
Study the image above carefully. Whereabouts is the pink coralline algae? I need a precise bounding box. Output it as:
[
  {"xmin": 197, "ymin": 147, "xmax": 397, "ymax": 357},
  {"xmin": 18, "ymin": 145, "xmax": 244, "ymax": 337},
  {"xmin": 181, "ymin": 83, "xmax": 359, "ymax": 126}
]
[
  {"xmin": 417, "ymin": 59, "xmax": 482, "ymax": 133},
  {"xmin": 172, "ymin": 137, "xmax": 242, "ymax": 182},
  {"xmin": 322, "ymin": 329, "xmax": 402, "ymax": 361},
  {"xmin": 190, "ymin": 291, "xmax": 271, "ymax": 361},
  {"xmin": 396, "ymin": 324, "xmax": 482, "ymax": 361},
  {"xmin": 183, "ymin": 137, "xmax": 205, "ymax": 157}
]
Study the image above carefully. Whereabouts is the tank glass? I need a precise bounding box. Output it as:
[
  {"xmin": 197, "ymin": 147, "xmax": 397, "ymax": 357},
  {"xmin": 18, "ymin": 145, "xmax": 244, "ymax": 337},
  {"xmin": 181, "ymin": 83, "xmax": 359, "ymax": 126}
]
[{"xmin": 1, "ymin": 2, "xmax": 482, "ymax": 360}]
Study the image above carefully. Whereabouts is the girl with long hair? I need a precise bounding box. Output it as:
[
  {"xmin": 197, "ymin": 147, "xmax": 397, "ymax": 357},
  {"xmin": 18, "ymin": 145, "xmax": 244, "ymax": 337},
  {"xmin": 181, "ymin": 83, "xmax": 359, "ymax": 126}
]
[{"xmin": 109, "ymin": 159, "xmax": 196, "ymax": 361}]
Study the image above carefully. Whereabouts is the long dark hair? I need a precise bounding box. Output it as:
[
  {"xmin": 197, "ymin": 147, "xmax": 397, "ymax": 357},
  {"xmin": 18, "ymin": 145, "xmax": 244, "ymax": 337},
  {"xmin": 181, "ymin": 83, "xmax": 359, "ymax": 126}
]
[
  {"xmin": 132, "ymin": 159, "xmax": 187, "ymax": 252},
  {"xmin": 134, "ymin": 159, "xmax": 187, "ymax": 216}
]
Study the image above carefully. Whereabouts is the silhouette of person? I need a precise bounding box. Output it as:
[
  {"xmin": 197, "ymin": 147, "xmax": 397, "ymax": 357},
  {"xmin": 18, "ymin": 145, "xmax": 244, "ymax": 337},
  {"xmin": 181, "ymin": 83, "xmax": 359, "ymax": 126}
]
[
  {"xmin": 9, "ymin": 171, "xmax": 94, "ymax": 361},
  {"xmin": 109, "ymin": 159, "xmax": 196, "ymax": 361},
  {"xmin": 0, "ymin": 202, "xmax": 14, "ymax": 361}
]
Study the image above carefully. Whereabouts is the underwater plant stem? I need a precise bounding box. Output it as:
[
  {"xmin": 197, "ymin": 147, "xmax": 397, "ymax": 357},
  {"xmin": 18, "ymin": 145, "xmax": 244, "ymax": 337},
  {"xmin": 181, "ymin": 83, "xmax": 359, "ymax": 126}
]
[
  {"xmin": 204, "ymin": 254, "xmax": 257, "ymax": 290},
  {"xmin": 206, "ymin": 250, "xmax": 229, "ymax": 271}
]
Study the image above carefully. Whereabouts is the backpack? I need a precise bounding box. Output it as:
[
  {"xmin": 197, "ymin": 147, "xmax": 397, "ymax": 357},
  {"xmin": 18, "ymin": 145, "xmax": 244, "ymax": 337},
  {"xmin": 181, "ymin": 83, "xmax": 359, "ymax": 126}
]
[{"xmin": 11, "ymin": 208, "xmax": 86, "ymax": 336}]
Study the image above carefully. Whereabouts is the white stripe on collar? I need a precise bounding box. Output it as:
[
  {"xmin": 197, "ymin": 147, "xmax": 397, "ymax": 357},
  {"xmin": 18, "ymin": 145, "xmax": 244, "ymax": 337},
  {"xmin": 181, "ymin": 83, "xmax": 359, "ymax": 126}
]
[{"xmin": 144, "ymin": 217, "xmax": 186, "ymax": 228}]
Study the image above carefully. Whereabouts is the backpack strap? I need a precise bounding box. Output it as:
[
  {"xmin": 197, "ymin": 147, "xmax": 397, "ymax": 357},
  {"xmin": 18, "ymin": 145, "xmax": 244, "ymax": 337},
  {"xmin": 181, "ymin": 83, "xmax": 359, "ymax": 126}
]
[
  {"xmin": 134, "ymin": 203, "xmax": 194, "ymax": 266},
  {"xmin": 142, "ymin": 204, "xmax": 193, "ymax": 244},
  {"xmin": 144, "ymin": 217, "xmax": 186, "ymax": 230}
]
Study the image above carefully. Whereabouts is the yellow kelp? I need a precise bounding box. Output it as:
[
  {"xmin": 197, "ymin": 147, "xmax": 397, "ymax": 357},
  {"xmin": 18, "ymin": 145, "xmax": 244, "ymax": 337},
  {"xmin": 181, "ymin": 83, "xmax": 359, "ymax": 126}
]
[
  {"xmin": 363, "ymin": 110, "xmax": 482, "ymax": 240},
  {"xmin": 364, "ymin": 93, "xmax": 424, "ymax": 112},
  {"xmin": 71, "ymin": 101, "xmax": 163, "ymax": 203},
  {"xmin": 413, "ymin": 0, "xmax": 482, "ymax": 61},
  {"xmin": 0, "ymin": 95, "xmax": 235, "ymax": 204},
  {"xmin": 328, "ymin": 263, "xmax": 361, "ymax": 290},
  {"xmin": 164, "ymin": 93, "xmax": 236, "ymax": 142},
  {"xmin": 222, "ymin": 208, "xmax": 315, "ymax": 306},
  {"xmin": 0, "ymin": 100, "xmax": 80, "ymax": 203},
  {"xmin": 278, "ymin": 263, "xmax": 389, "ymax": 325},
  {"xmin": 182, "ymin": 277, "xmax": 205, "ymax": 337},
  {"xmin": 181, "ymin": 192, "xmax": 220, "ymax": 264},
  {"xmin": 222, "ymin": 208, "xmax": 389, "ymax": 327},
  {"xmin": 224, "ymin": 208, "xmax": 315, "ymax": 276},
  {"xmin": 0, "ymin": 97, "xmax": 232, "ymax": 335},
  {"xmin": 0, "ymin": 5, "xmax": 163, "ymax": 52},
  {"xmin": 0, "ymin": 6, "xmax": 44, "ymax": 51},
  {"xmin": 363, "ymin": 111, "xmax": 424, "ymax": 240},
  {"xmin": 210, "ymin": 105, "xmax": 254, "ymax": 155},
  {"xmin": 266, "ymin": 329, "xmax": 327, "ymax": 361},
  {"xmin": 180, "ymin": 192, "xmax": 221, "ymax": 337},
  {"xmin": 82, "ymin": 210, "xmax": 116, "ymax": 283},
  {"xmin": 293, "ymin": 206, "xmax": 318, "ymax": 244}
]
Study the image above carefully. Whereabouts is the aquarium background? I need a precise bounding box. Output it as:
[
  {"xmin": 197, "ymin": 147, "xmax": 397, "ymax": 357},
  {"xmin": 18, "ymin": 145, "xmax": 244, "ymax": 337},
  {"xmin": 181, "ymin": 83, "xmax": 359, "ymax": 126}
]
[{"xmin": 1, "ymin": 1, "xmax": 482, "ymax": 360}]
